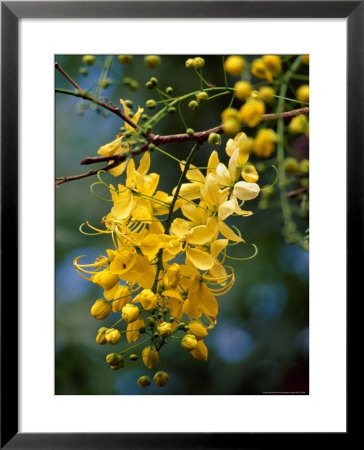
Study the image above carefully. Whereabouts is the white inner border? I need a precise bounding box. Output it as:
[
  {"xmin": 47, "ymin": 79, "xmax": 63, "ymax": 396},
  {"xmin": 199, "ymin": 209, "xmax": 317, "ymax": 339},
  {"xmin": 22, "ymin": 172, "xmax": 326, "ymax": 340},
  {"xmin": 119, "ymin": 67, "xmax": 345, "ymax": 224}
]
[{"xmin": 19, "ymin": 18, "xmax": 346, "ymax": 433}]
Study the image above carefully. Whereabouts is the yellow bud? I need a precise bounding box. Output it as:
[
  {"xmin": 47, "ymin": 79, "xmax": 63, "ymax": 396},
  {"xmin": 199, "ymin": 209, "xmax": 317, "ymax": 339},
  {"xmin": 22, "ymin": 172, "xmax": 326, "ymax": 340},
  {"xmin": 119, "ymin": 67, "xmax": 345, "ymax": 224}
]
[
  {"xmin": 251, "ymin": 58, "xmax": 270, "ymax": 80},
  {"xmin": 262, "ymin": 55, "xmax": 281, "ymax": 75},
  {"xmin": 185, "ymin": 58, "xmax": 194, "ymax": 69},
  {"xmin": 254, "ymin": 129, "xmax": 278, "ymax": 158},
  {"xmin": 142, "ymin": 346, "xmax": 159, "ymax": 368},
  {"xmin": 82, "ymin": 55, "xmax": 96, "ymax": 66},
  {"xmin": 117, "ymin": 55, "xmax": 133, "ymax": 64},
  {"xmin": 134, "ymin": 289, "xmax": 157, "ymax": 311},
  {"xmin": 299, "ymin": 159, "xmax": 309, "ymax": 175},
  {"xmin": 297, "ymin": 85, "xmax": 309, "ymax": 103},
  {"xmin": 122, "ymin": 304, "xmax": 140, "ymax": 323},
  {"xmin": 288, "ymin": 114, "xmax": 308, "ymax": 134},
  {"xmin": 106, "ymin": 353, "xmax": 124, "ymax": 367},
  {"xmin": 258, "ymin": 86, "xmax": 275, "ymax": 103},
  {"xmin": 187, "ymin": 322, "xmax": 208, "ymax": 341},
  {"xmin": 163, "ymin": 263, "xmax": 180, "ymax": 289},
  {"xmin": 157, "ymin": 322, "xmax": 173, "ymax": 337},
  {"xmin": 283, "ymin": 157, "xmax": 299, "ymax": 174},
  {"xmin": 95, "ymin": 327, "xmax": 108, "ymax": 345},
  {"xmin": 144, "ymin": 55, "xmax": 161, "ymax": 69},
  {"xmin": 242, "ymin": 164, "xmax": 259, "ymax": 183},
  {"xmin": 221, "ymin": 108, "xmax": 239, "ymax": 122},
  {"xmin": 181, "ymin": 334, "xmax": 198, "ymax": 351},
  {"xmin": 112, "ymin": 285, "xmax": 132, "ymax": 312},
  {"xmin": 224, "ymin": 56, "xmax": 245, "ymax": 76},
  {"xmin": 137, "ymin": 375, "xmax": 151, "ymax": 387},
  {"xmin": 301, "ymin": 54, "xmax": 309, "ymax": 65},
  {"xmin": 153, "ymin": 371, "xmax": 169, "ymax": 387},
  {"xmin": 238, "ymin": 99, "xmax": 265, "ymax": 127},
  {"xmin": 193, "ymin": 57, "xmax": 205, "ymax": 69},
  {"xmin": 234, "ymin": 81, "xmax": 252, "ymax": 100},
  {"xmin": 105, "ymin": 328, "xmax": 121, "ymax": 345},
  {"xmin": 90, "ymin": 299, "xmax": 111, "ymax": 320},
  {"xmin": 92, "ymin": 270, "xmax": 119, "ymax": 291},
  {"xmin": 223, "ymin": 118, "xmax": 241, "ymax": 135}
]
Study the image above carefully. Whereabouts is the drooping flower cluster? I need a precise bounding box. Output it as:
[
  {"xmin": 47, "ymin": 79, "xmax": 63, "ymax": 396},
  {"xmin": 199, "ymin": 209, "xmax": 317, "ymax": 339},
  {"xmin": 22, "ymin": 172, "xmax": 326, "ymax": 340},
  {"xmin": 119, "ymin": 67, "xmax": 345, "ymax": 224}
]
[{"xmin": 75, "ymin": 110, "xmax": 260, "ymax": 387}]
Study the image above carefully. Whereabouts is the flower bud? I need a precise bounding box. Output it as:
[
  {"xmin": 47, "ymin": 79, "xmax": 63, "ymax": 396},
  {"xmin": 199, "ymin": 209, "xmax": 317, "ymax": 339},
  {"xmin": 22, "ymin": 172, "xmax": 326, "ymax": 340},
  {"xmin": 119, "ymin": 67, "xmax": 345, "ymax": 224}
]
[
  {"xmin": 299, "ymin": 159, "xmax": 309, "ymax": 175},
  {"xmin": 106, "ymin": 353, "xmax": 124, "ymax": 367},
  {"xmin": 157, "ymin": 322, "xmax": 173, "ymax": 337},
  {"xmin": 125, "ymin": 99, "xmax": 133, "ymax": 108},
  {"xmin": 153, "ymin": 371, "xmax": 169, "ymax": 387},
  {"xmin": 193, "ymin": 57, "xmax": 205, "ymax": 69},
  {"xmin": 147, "ymin": 317, "xmax": 156, "ymax": 328},
  {"xmin": 254, "ymin": 129, "xmax": 278, "ymax": 158},
  {"xmin": 133, "ymin": 289, "xmax": 158, "ymax": 311},
  {"xmin": 79, "ymin": 67, "xmax": 88, "ymax": 76},
  {"xmin": 95, "ymin": 327, "xmax": 108, "ymax": 345},
  {"xmin": 144, "ymin": 55, "xmax": 161, "ymax": 69},
  {"xmin": 150, "ymin": 77, "xmax": 158, "ymax": 86},
  {"xmin": 221, "ymin": 107, "xmax": 239, "ymax": 122},
  {"xmin": 288, "ymin": 114, "xmax": 308, "ymax": 134},
  {"xmin": 105, "ymin": 328, "xmax": 121, "ymax": 345},
  {"xmin": 130, "ymin": 354, "xmax": 138, "ymax": 361},
  {"xmin": 283, "ymin": 157, "xmax": 299, "ymax": 174},
  {"xmin": 251, "ymin": 58, "xmax": 269, "ymax": 80},
  {"xmin": 137, "ymin": 375, "xmax": 151, "ymax": 387},
  {"xmin": 181, "ymin": 334, "xmax": 198, "ymax": 351},
  {"xmin": 258, "ymin": 86, "xmax": 275, "ymax": 104},
  {"xmin": 122, "ymin": 304, "xmax": 140, "ymax": 323},
  {"xmin": 146, "ymin": 99, "xmax": 157, "ymax": 109},
  {"xmin": 90, "ymin": 299, "xmax": 112, "ymax": 320},
  {"xmin": 224, "ymin": 55, "xmax": 245, "ymax": 76},
  {"xmin": 188, "ymin": 100, "xmax": 199, "ymax": 110},
  {"xmin": 145, "ymin": 81, "xmax": 154, "ymax": 89},
  {"xmin": 142, "ymin": 346, "xmax": 159, "ymax": 368},
  {"xmin": 117, "ymin": 55, "xmax": 133, "ymax": 64},
  {"xmin": 234, "ymin": 81, "xmax": 252, "ymax": 100},
  {"xmin": 223, "ymin": 118, "xmax": 241, "ymax": 135},
  {"xmin": 187, "ymin": 322, "xmax": 208, "ymax": 341},
  {"xmin": 82, "ymin": 55, "xmax": 96, "ymax": 66},
  {"xmin": 165, "ymin": 86, "xmax": 174, "ymax": 95},
  {"xmin": 185, "ymin": 58, "xmax": 194, "ymax": 69},
  {"xmin": 112, "ymin": 285, "xmax": 132, "ymax": 313},
  {"xmin": 208, "ymin": 133, "xmax": 221, "ymax": 145},
  {"xmin": 163, "ymin": 263, "xmax": 180, "ymax": 289},
  {"xmin": 238, "ymin": 100, "xmax": 265, "ymax": 127},
  {"xmin": 296, "ymin": 85, "xmax": 309, "ymax": 103},
  {"xmin": 168, "ymin": 106, "xmax": 176, "ymax": 114},
  {"xmin": 196, "ymin": 91, "xmax": 208, "ymax": 101},
  {"xmin": 186, "ymin": 128, "xmax": 195, "ymax": 136},
  {"xmin": 262, "ymin": 55, "xmax": 281, "ymax": 76},
  {"xmin": 301, "ymin": 55, "xmax": 309, "ymax": 65},
  {"xmin": 129, "ymin": 80, "xmax": 139, "ymax": 91}
]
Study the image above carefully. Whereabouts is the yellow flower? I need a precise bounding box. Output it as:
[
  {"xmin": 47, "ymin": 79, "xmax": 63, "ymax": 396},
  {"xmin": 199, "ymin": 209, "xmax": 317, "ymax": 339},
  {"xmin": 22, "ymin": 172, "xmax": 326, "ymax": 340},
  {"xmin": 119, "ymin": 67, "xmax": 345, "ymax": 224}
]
[
  {"xmin": 90, "ymin": 299, "xmax": 112, "ymax": 320},
  {"xmin": 251, "ymin": 58, "xmax": 271, "ymax": 81},
  {"xmin": 133, "ymin": 289, "xmax": 158, "ymax": 311},
  {"xmin": 157, "ymin": 322, "xmax": 173, "ymax": 337},
  {"xmin": 163, "ymin": 263, "xmax": 180, "ymax": 289},
  {"xmin": 137, "ymin": 375, "xmax": 151, "ymax": 387},
  {"xmin": 238, "ymin": 100, "xmax": 265, "ymax": 127},
  {"xmin": 181, "ymin": 334, "xmax": 198, "ymax": 351},
  {"xmin": 188, "ymin": 322, "xmax": 208, "ymax": 341},
  {"xmin": 142, "ymin": 346, "xmax": 159, "ymax": 368},
  {"xmin": 106, "ymin": 353, "xmax": 124, "ymax": 368},
  {"xmin": 297, "ymin": 85, "xmax": 309, "ymax": 103},
  {"xmin": 191, "ymin": 340, "xmax": 208, "ymax": 360},
  {"xmin": 122, "ymin": 304, "xmax": 140, "ymax": 323},
  {"xmin": 105, "ymin": 328, "xmax": 121, "ymax": 345},
  {"xmin": 112, "ymin": 285, "xmax": 132, "ymax": 312},
  {"xmin": 241, "ymin": 164, "xmax": 259, "ymax": 183},
  {"xmin": 153, "ymin": 371, "xmax": 169, "ymax": 387},
  {"xmin": 262, "ymin": 55, "xmax": 281, "ymax": 76},
  {"xmin": 234, "ymin": 81, "xmax": 252, "ymax": 100},
  {"xmin": 224, "ymin": 56, "xmax": 245, "ymax": 76},
  {"xmin": 222, "ymin": 117, "xmax": 241, "ymax": 135},
  {"xmin": 254, "ymin": 128, "xmax": 278, "ymax": 158},
  {"xmin": 126, "ymin": 318, "xmax": 145, "ymax": 343},
  {"xmin": 225, "ymin": 132, "xmax": 253, "ymax": 156}
]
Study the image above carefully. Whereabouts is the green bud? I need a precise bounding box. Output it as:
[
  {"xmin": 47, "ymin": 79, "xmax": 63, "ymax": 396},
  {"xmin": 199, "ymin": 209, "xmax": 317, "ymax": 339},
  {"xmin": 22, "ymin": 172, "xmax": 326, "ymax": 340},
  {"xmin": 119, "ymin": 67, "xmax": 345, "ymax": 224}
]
[
  {"xmin": 208, "ymin": 133, "xmax": 221, "ymax": 145},
  {"xmin": 125, "ymin": 99, "xmax": 133, "ymax": 108},
  {"xmin": 123, "ymin": 77, "xmax": 132, "ymax": 86},
  {"xmin": 139, "ymin": 326, "xmax": 146, "ymax": 334},
  {"xmin": 177, "ymin": 322, "xmax": 186, "ymax": 330},
  {"xmin": 124, "ymin": 130, "xmax": 132, "ymax": 138},
  {"xmin": 100, "ymin": 79, "xmax": 111, "ymax": 89},
  {"xmin": 157, "ymin": 313, "xmax": 163, "ymax": 319},
  {"xmin": 148, "ymin": 143, "xmax": 156, "ymax": 151},
  {"xmin": 117, "ymin": 55, "xmax": 133, "ymax": 64},
  {"xmin": 78, "ymin": 67, "xmax": 88, "ymax": 76},
  {"xmin": 141, "ymin": 114, "xmax": 149, "ymax": 121},
  {"xmin": 144, "ymin": 55, "xmax": 161, "ymax": 69},
  {"xmin": 163, "ymin": 308, "xmax": 169, "ymax": 315},
  {"xmin": 119, "ymin": 126, "xmax": 126, "ymax": 133},
  {"xmin": 129, "ymin": 80, "xmax": 139, "ymax": 91},
  {"xmin": 137, "ymin": 375, "xmax": 151, "ymax": 387},
  {"xmin": 188, "ymin": 100, "xmax": 199, "ymax": 110},
  {"xmin": 153, "ymin": 332, "xmax": 159, "ymax": 338},
  {"xmin": 147, "ymin": 317, "xmax": 156, "ymax": 328},
  {"xmin": 106, "ymin": 353, "xmax": 124, "ymax": 367},
  {"xmin": 150, "ymin": 77, "xmax": 158, "ymax": 86},
  {"xmin": 167, "ymin": 106, "xmax": 176, "ymax": 114},
  {"xmin": 82, "ymin": 55, "xmax": 96, "ymax": 66},
  {"xmin": 283, "ymin": 157, "xmax": 299, "ymax": 174},
  {"xmin": 169, "ymin": 316, "xmax": 175, "ymax": 323},
  {"xmin": 146, "ymin": 99, "xmax": 157, "ymax": 109},
  {"xmin": 185, "ymin": 58, "xmax": 194, "ymax": 69},
  {"xmin": 165, "ymin": 86, "xmax": 174, "ymax": 95},
  {"xmin": 186, "ymin": 128, "xmax": 195, "ymax": 136},
  {"xmin": 299, "ymin": 159, "xmax": 309, "ymax": 175},
  {"xmin": 129, "ymin": 354, "xmax": 138, "ymax": 361},
  {"xmin": 145, "ymin": 81, "xmax": 154, "ymax": 89},
  {"xmin": 196, "ymin": 91, "xmax": 208, "ymax": 101},
  {"xmin": 193, "ymin": 57, "xmax": 205, "ymax": 69}
]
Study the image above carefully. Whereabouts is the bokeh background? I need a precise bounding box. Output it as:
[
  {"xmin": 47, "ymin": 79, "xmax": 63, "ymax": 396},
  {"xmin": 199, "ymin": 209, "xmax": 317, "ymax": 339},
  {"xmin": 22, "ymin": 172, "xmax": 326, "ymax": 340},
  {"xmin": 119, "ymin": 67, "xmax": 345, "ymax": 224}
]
[{"xmin": 55, "ymin": 55, "xmax": 309, "ymax": 395}]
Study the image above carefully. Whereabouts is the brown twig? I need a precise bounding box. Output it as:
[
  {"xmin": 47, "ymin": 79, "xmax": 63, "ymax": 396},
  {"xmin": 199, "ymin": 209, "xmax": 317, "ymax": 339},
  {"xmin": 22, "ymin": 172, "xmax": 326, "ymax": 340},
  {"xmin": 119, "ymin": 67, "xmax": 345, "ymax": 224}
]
[
  {"xmin": 286, "ymin": 186, "xmax": 308, "ymax": 198},
  {"xmin": 55, "ymin": 162, "xmax": 119, "ymax": 187}
]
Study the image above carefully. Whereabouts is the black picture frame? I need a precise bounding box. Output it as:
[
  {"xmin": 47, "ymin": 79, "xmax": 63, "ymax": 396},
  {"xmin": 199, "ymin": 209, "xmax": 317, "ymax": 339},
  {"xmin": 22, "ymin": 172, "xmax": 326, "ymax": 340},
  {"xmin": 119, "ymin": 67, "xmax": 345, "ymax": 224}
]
[{"xmin": 1, "ymin": 1, "xmax": 358, "ymax": 448}]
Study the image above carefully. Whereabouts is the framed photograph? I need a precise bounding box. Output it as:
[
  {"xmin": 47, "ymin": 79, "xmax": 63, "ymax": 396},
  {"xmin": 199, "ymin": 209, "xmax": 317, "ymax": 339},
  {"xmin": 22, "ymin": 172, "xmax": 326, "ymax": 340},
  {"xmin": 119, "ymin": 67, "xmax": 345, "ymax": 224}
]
[{"xmin": 1, "ymin": 1, "xmax": 358, "ymax": 447}]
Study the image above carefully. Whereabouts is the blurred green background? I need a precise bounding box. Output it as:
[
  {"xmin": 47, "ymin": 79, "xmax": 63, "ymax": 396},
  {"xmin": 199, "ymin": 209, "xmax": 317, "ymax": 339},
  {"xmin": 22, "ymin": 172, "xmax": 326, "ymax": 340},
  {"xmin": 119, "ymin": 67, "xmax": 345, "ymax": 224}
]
[{"xmin": 55, "ymin": 55, "xmax": 308, "ymax": 395}]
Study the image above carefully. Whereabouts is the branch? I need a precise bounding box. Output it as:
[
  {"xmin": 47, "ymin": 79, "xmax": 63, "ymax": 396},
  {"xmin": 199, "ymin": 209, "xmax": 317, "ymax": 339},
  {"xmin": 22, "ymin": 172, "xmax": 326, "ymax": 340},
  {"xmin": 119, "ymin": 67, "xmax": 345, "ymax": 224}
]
[{"xmin": 55, "ymin": 162, "xmax": 119, "ymax": 187}]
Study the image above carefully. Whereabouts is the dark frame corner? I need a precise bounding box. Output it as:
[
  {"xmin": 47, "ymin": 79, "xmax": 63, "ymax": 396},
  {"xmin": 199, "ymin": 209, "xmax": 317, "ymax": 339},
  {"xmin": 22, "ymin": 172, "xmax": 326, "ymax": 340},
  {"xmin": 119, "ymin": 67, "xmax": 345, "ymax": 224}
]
[{"xmin": 1, "ymin": 1, "xmax": 359, "ymax": 448}]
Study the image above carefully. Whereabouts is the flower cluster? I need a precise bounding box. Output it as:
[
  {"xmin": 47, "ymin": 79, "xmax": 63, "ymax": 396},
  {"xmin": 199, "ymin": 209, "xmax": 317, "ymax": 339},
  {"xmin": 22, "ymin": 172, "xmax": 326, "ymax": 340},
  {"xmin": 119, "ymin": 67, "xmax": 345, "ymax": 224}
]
[{"xmin": 75, "ymin": 115, "xmax": 260, "ymax": 387}]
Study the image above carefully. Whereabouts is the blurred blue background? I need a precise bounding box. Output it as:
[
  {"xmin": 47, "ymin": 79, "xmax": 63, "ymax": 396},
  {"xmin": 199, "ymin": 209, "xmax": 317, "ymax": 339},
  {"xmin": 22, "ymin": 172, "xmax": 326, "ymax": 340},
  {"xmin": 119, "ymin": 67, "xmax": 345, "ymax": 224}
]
[{"xmin": 55, "ymin": 55, "xmax": 309, "ymax": 395}]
